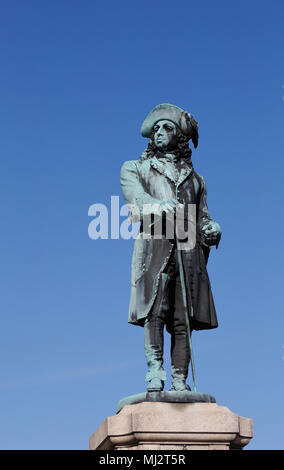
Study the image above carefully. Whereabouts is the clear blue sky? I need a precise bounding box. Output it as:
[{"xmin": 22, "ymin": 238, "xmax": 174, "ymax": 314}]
[{"xmin": 0, "ymin": 0, "xmax": 283, "ymax": 450}]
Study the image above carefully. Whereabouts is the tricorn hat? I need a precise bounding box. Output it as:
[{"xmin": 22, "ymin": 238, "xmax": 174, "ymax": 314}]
[{"xmin": 141, "ymin": 103, "xmax": 199, "ymax": 148}]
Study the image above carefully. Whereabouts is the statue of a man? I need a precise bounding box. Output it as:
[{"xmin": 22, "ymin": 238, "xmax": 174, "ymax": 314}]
[{"xmin": 120, "ymin": 104, "xmax": 221, "ymax": 393}]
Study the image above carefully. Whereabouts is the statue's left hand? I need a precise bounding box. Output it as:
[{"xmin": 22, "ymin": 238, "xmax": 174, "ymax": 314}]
[{"xmin": 201, "ymin": 221, "xmax": 221, "ymax": 246}]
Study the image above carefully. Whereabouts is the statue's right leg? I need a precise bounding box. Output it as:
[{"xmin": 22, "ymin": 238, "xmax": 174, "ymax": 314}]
[{"xmin": 144, "ymin": 273, "xmax": 169, "ymax": 391}]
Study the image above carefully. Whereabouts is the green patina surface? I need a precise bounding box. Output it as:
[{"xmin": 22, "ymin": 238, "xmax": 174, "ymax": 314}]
[
  {"xmin": 120, "ymin": 103, "xmax": 221, "ymax": 398},
  {"xmin": 117, "ymin": 390, "xmax": 216, "ymax": 413}
]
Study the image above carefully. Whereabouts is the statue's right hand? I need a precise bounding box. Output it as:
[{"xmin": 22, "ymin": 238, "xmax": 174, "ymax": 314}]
[
  {"xmin": 160, "ymin": 198, "xmax": 177, "ymax": 214},
  {"xmin": 143, "ymin": 199, "xmax": 178, "ymax": 226}
]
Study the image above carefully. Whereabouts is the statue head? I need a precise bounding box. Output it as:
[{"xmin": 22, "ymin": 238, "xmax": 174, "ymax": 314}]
[
  {"xmin": 140, "ymin": 104, "xmax": 199, "ymax": 162},
  {"xmin": 141, "ymin": 103, "xmax": 199, "ymax": 149},
  {"xmin": 153, "ymin": 119, "xmax": 178, "ymax": 152}
]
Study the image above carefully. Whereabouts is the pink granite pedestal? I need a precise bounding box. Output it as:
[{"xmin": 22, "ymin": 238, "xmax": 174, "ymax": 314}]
[{"xmin": 89, "ymin": 402, "xmax": 253, "ymax": 450}]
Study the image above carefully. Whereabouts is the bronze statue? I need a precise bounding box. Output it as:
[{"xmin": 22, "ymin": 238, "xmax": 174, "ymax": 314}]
[{"xmin": 120, "ymin": 103, "xmax": 221, "ymax": 393}]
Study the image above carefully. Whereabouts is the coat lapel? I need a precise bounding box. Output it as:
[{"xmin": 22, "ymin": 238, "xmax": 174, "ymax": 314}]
[
  {"xmin": 150, "ymin": 156, "xmax": 193, "ymax": 187},
  {"xmin": 177, "ymin": 165, "xmax": 192, "ymax": 187},
  {"xmin": 150, "ymin": 157, "xmax": 176, "ymax": 184}
]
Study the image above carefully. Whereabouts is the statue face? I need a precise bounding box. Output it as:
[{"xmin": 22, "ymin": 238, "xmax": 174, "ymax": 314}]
[{"xmin": 153, "ymin": 120, "xmax": 178, "ymax": 151}]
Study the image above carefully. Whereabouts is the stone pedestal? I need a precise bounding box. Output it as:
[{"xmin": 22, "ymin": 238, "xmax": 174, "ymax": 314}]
[{"xmin": 89, "ymin": 402, "xmax": 253, "ymax": 450}]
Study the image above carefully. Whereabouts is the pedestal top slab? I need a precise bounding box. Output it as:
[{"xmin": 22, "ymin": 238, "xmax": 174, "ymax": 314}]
[{"xmin": 90, "ymin": 401, "xmax": 253, "ymax": 450}]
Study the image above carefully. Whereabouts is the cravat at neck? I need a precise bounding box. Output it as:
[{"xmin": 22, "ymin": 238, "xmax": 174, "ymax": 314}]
[{"xmin": 157, "ymin": 150, "xmax": 180, "ymax": 163}]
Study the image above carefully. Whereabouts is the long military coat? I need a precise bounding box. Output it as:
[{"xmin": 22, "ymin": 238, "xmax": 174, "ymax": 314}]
[{"xmin": 120, "ymin": 154, "xmax": 218, "ymax": 331}]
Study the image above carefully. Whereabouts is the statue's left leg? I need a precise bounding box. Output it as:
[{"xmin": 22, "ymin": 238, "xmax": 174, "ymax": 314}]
[{"xmin": 170, "ymin": 261, "xmax": 191, "ymax": 391}]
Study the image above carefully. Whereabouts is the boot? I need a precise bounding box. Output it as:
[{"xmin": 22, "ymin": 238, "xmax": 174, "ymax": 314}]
[
  {"xmin": 147, "ymin": 377, "xmax": 164, "ymax": 392},
  {"xmin": 171, "ymin": 378, "xmax": 191, "ymax": 391},
  {"xmin": 146, "ymin": 369, "xmax": 167, "ymax": 392},
  {"xmin": 171, "ymin": 367, "xmax": 191, "ymax": 392}
]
